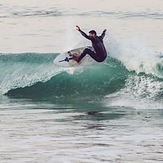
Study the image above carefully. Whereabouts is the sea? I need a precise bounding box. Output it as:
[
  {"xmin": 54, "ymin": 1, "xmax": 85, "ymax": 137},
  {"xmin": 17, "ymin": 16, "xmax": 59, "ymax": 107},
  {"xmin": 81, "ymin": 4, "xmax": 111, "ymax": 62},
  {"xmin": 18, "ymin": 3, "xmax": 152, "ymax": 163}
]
[{"xmin": 0, "ymin": 0, "xmax": 163, "ymax": 162}]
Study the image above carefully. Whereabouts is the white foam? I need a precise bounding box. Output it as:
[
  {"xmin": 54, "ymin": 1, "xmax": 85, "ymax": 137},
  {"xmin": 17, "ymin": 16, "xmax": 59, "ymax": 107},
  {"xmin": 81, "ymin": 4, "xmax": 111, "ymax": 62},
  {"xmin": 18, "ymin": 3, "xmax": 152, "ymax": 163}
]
[{"xmin": 105, "ymin": 33, "xmax": 163, "ymax": 78}]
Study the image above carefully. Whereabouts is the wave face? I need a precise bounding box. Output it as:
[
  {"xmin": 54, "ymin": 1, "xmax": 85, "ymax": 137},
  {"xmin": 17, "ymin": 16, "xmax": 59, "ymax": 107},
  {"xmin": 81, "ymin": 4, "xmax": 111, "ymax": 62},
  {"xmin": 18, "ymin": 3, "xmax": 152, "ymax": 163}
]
[{"xmin": 0, "ymin": 53, "xmax": 128, "ymax": 99}]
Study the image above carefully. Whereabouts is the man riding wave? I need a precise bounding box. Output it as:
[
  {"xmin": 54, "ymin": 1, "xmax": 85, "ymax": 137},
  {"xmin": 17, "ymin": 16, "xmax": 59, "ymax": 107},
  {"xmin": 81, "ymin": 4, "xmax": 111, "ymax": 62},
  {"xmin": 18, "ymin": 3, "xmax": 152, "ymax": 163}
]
[{"xmin": 73, "ymin": 25, "xmax": 107, "ymax": 63}]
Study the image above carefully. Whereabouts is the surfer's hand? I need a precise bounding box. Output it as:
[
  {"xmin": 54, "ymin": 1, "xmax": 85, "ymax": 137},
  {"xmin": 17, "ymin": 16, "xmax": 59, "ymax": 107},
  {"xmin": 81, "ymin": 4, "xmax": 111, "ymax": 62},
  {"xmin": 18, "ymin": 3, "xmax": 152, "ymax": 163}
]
[
  {"xmin": 76, "ymin": 25, "xmax": 80, "ymax": 31},
  {"xmin": 104, "ymin": 29, "xmax": 107, "ymax": 32}
]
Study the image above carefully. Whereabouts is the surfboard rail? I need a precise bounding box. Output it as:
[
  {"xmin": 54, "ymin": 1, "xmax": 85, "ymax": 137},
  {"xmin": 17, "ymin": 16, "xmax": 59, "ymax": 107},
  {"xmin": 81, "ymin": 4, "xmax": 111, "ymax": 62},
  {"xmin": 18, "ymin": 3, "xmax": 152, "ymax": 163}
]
[{"xmin": 53, "ymin": 47, "xmax": 94, "ymax": 67}]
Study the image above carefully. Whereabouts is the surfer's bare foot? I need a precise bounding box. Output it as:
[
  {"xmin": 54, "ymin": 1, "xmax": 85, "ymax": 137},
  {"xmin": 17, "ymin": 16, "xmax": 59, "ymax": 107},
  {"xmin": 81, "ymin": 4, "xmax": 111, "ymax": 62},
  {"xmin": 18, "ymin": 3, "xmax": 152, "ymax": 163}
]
[{"xmin": 72, "ymin": 55, "xmax": 79, "ymax": 63}]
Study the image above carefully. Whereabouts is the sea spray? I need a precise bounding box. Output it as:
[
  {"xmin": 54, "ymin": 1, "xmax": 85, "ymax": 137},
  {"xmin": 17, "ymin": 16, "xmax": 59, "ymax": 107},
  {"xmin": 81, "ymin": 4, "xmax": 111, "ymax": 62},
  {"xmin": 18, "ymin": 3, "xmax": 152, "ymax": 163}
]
[{"xmin": 105, "ymin": 33, "xmax": 163, "ymax": 78}]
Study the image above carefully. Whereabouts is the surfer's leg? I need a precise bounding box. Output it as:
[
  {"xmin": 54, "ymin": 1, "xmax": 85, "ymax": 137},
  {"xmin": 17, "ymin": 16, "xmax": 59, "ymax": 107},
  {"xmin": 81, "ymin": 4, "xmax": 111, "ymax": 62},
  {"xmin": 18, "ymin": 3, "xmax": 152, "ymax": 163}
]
[
  {"xmin": 78, "ymin": 49, "xmax": 88, "ymax": 61},
  {"xmin": 78, "ymin": 48, "xmax": 100, "ymax": 62}
]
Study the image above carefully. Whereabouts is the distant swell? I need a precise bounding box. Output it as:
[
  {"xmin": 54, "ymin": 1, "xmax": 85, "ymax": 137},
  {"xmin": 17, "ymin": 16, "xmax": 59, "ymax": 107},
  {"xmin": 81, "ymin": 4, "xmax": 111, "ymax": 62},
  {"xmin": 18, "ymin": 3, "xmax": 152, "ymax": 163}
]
[
  {"xmin": 0, "ymin": 5, "xmax": 63, "ymax": 18},
  {"xmin": 12, "ymin": 10, "xmax": 62, "ymax": 17},
  {"xmin": 1, "ymin": 5, "xmax": 163, "ymax": 20}
]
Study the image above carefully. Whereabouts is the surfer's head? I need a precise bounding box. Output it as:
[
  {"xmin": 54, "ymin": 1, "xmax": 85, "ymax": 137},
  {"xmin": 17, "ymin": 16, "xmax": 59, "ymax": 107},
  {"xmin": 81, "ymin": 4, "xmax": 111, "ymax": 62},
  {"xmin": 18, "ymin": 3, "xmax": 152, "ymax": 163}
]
[{"xmin": 89, "ymin": 30, "xmax": 96, "ymax": 37}]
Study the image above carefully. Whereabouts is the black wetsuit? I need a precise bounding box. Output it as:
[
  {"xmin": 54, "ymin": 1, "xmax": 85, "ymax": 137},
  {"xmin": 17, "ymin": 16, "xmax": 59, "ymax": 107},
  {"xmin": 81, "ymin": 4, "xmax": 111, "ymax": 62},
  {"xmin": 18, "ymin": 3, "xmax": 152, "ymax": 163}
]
[{"xmin": 78, "ymin": 29, "xmax": 107, "ymax": 62}]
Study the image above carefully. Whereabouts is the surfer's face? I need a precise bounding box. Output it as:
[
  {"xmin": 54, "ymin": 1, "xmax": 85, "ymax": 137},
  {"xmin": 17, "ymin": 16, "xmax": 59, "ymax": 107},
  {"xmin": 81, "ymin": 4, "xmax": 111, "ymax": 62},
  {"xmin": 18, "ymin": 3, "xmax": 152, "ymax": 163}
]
[{"xmin": 89, "ymin": 33, "xmax": 95, "ymax": 37}]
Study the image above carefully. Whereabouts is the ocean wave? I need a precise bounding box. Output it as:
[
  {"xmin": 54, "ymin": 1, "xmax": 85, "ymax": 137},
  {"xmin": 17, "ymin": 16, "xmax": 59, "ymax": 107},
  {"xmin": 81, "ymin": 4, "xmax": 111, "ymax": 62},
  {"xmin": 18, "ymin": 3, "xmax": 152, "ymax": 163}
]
[
  {"xmin": 1, "ymin": 54, "xmax": 128, "ymax": 98},
  {"xmin": 1, "ymin": 35, "xmax": 163, "ymax": 102},
  {"xmin": 12, "ymin": 10, "xmax": 62, "ymax": 18},
  {"xmin": 0, "ymin": 5, "xmax": 63, "ymax": 18},
  {"xmin": 98, "ymin": 11, "xmax": 163, "ymax": 20},
  {"xmin": 1, "ymin": 5, "xmax": 163, "ymax": 20}
]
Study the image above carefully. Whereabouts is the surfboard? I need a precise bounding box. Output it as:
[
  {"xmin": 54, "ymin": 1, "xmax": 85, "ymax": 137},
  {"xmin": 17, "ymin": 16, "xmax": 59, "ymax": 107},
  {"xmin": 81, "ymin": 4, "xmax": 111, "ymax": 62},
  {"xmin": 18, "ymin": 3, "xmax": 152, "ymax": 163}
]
[{"xmin": 53, "ymin": 47, "xmax": 94, "ymax": 67}]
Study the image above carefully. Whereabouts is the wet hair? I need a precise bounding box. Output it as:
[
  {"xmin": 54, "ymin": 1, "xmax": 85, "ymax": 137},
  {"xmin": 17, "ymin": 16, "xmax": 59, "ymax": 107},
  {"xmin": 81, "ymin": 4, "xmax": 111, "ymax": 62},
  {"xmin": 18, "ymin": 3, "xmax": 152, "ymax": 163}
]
[{"xmin": 89, "ymin": 30, "xmax": 96, "ymax": 35}]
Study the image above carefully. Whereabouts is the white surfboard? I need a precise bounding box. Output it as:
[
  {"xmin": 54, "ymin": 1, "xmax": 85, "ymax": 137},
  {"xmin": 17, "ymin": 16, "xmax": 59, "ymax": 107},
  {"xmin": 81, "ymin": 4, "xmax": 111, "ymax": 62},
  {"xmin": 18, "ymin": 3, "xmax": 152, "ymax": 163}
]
[{"xmin": 53, "ymin": 47, "xmax": 94, "ymax": 67}]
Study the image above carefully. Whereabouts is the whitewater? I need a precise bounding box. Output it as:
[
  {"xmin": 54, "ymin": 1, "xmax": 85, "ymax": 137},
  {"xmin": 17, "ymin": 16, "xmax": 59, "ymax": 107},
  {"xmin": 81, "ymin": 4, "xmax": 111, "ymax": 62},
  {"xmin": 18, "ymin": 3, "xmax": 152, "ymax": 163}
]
[{"xmin": 0, "ymin": 0, "xmax": 163, "ymax": 162}]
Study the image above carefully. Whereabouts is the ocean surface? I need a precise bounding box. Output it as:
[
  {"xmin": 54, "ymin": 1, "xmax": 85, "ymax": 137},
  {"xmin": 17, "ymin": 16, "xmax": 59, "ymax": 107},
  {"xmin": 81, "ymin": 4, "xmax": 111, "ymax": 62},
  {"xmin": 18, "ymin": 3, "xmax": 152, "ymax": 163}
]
[{"xmin": 1, "ymin": 0, "xmax": 163, "ymax": 162}]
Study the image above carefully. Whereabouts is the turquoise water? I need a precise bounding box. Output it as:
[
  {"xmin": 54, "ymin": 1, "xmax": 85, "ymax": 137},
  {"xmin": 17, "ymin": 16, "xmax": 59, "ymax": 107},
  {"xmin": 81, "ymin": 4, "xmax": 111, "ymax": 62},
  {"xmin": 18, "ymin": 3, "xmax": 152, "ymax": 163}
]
[{"xmin": 1, "ymin": 0, "xmax": 163, "ymax": 162}]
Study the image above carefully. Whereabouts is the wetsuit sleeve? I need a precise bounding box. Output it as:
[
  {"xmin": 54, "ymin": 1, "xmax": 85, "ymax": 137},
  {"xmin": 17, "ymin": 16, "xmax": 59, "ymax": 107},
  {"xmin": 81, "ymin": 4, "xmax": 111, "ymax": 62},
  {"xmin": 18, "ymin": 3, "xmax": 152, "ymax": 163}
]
[
  {"xmin": 100, "ymin": 30, "xmax": 106, "ymax": 39},
  {"xmin": 79, "ymin": 29, "xmax": 91, "ymax": 40}
]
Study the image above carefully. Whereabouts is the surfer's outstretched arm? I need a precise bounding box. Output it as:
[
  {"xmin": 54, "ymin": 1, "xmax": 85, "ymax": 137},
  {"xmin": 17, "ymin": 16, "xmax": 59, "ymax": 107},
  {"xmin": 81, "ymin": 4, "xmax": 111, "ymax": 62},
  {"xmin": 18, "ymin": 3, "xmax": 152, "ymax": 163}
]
[
  {"xmin": 76, "ymin": 25, "xmax": 90, "ymax": 40},
  {"xmin": 100, "ymin": 29, "xmax": 107, "ymax": 39}
]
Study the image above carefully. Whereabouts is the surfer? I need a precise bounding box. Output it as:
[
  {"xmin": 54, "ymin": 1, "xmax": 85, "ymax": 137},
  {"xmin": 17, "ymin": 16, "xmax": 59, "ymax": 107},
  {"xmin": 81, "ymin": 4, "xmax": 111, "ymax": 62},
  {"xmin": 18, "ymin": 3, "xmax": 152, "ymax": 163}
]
[{"xmin": 73, "ymin": 25, "xmax": 107, "ymax": 63}]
